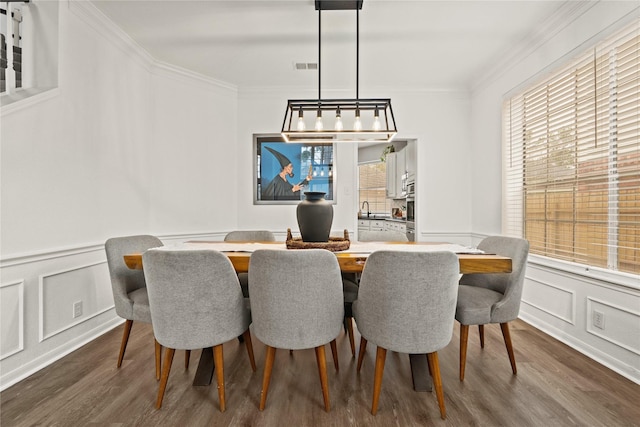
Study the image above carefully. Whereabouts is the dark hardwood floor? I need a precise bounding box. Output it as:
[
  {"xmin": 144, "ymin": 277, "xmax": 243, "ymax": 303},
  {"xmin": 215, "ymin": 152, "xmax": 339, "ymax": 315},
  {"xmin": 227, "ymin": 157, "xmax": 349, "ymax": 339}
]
[{"xmin": 1, "ymin": 319, "xmax": 639, "ymax": 426}]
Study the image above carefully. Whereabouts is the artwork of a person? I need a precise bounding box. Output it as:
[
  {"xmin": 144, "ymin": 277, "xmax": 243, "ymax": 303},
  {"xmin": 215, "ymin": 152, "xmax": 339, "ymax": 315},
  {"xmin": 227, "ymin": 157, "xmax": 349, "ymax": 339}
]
[{"xmin": 262, "ymin": 146, "xmax": 312, "ymax": 200}]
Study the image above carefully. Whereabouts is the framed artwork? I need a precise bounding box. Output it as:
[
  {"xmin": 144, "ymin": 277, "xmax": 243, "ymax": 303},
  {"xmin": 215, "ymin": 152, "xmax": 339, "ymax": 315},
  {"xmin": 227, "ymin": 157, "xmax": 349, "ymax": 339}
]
[{"xmin": 253, "ymin": 134, "xmax": 335, "ymax": 205}]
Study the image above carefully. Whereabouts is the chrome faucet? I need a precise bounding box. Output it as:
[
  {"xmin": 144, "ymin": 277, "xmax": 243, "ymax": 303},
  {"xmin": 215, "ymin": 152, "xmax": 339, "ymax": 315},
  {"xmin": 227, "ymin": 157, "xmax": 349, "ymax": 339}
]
[{"xmin": 361, "ymin": 201, "xmax": 370, "ymax": 217}]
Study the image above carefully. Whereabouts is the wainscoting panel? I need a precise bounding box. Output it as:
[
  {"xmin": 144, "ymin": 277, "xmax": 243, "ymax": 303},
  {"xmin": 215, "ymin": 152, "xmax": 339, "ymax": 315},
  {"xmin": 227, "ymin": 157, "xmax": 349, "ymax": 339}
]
[
  {"xmin": 586, "ymin": 297, "xmax": 640, "ymax": 356},
  {"xmin": 521, "ymin": 261, "xmax": 640, "ymax": 384},
  {"xmin": 39, "ymin": 261, "xmax": 113, "ymax": 341},
  {"xmin": 0, "ymin": 280, "xmax": 24, "ymax": 360},
  {"xmin": 521, "ymin": 277, "xmax": 575, "ymax": 324}
]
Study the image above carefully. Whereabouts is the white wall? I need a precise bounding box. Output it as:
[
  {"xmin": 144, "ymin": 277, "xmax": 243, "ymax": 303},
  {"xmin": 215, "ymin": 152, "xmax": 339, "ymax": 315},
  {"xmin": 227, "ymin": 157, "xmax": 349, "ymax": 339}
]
[
  {"xmin": 30, "ymin": 0, "xmax": 59, "ymax": 89},
  {"xmin": 0, "ymin": 0, "xmax": 154, "ymax": 388},
  {"xmin": 0, "ymin": 1, "xmax": 240, "ymax": 389},
  {"xmin": 470, "ymin": 1, "xmax": 640, "ymax": 382},
  {"xmin": 2, "ymin": 0, "xmax": 637, "ymax": 391},
  {"xmin": 392, "ymin": 90, "xmax": 472, "ymax": 242},
  {"xmin": 149, "ymin": 66, "xmax": 238, "ymax": 235},
  {"xmin": 235, "ymin": 88, "xmax": 360, "ymax": 238},
  {"xmin": 235, "ymin": 88, "xmax": 473, "ymax": 242}
]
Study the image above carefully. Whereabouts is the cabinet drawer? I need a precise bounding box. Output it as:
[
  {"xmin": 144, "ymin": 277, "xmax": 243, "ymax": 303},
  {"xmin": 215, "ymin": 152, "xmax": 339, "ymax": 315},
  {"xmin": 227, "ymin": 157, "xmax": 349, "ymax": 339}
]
[
  {"xmin": 384, "ymin": 221, "xmax": 407, "ymax": 233},
  {"xmin": 370, "ymin": 220, "xmax": 385, "ymax": 228}
]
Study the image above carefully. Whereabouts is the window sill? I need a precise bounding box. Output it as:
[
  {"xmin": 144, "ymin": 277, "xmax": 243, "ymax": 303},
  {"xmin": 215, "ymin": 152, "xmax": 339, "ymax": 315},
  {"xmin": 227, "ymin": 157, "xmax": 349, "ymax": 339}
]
[
  {"xmin": 527, "ymin": 254, "xmax": 640, "ymax": 291},
  {"xmin": 1, "ymin": 87, "xmax": 59, "ymax": 116}
]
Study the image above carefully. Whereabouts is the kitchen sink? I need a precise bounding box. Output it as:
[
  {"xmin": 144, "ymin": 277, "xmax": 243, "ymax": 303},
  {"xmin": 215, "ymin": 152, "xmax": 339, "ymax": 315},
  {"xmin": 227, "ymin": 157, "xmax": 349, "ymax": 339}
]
[{"xmin": 360, "ymin": 214, "xmax": 390, "ymax": 219}]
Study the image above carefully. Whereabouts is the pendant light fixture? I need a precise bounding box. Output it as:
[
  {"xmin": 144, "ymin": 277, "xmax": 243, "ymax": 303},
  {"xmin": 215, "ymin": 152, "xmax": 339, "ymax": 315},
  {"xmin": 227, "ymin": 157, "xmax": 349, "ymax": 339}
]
[{"xmin": 281, "ymin": 0, "xmax": 397, "ymax": 144}]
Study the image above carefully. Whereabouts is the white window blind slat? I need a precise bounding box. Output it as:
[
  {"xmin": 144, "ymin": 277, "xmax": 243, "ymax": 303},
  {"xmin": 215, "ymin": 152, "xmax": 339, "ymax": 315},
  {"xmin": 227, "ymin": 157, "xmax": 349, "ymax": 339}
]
[{"xmin": 503, "ymin": 19, "xmax": 640, "ymax": 274}]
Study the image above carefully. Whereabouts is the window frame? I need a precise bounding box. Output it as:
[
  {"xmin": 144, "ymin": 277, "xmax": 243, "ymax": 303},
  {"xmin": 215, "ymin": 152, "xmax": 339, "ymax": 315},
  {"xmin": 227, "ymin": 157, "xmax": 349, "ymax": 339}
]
[
  {"xmin": 358, "ymin": 160, "xmax": 391, "ymax": 216},
  {"xmin": 503, "ymin": 19, "xmax": 640, "ymax": 276}
]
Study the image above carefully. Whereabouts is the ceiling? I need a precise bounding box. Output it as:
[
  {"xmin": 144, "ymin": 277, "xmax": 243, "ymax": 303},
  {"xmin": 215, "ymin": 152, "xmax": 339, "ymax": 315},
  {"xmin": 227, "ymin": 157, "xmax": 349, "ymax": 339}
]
[{"xmin": 90, "ymin": 0, "xmax": 571, "ymax": 92}]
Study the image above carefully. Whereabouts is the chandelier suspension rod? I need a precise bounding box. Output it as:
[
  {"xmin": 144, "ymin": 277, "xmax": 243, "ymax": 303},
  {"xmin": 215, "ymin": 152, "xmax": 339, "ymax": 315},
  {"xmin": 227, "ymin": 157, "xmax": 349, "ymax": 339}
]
[
  {"xmin": 356, "ymin": 7, "xmax": 359, "ymax": 101},
  {"xmin": 281, "ymin": 0, "xmax": 397, "ymax": 144},
  {"xmin": 318, "ymin": 9, "xmax": 321, "ymax": 104}
]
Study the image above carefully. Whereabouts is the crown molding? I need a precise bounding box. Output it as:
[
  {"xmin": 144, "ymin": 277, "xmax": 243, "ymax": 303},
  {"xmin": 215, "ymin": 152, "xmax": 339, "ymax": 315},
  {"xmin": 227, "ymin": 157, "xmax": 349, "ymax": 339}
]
[
  {"xmin": 470, "ymin": 0, "xmax": 599, "ymax": 93},
  {"xmin": 67, "ymin": 0, "xmax": 155, "ymax": 72},
  {"xmin": 239, "ymin": 84, "xmax": 467, "ymax": 98},
  {"xmin": 151, "ymin": 61, "xmax": 237, "ymax": 93},
  {"xmin": 67, "ymin": 0, "xmax": 237, "ymax": 92}
]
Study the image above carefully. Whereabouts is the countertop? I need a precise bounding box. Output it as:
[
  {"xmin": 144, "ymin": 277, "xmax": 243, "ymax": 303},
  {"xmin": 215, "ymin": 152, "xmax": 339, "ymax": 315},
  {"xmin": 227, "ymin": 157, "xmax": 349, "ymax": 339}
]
[{"xmin": 358, "ymin": 216, "xmax": 406, "ymax": 223}]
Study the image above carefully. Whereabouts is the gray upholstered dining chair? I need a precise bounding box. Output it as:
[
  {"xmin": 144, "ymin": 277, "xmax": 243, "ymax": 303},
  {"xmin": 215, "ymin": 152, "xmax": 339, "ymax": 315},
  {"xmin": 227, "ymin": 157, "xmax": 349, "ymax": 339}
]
[
  {"xmin": 248, "ymin": 249, "xmax": 344, "ymax": 412},
  {"xmin": 342, "ymin": 229, "xmax": 410, "ymax": 356},
  {"xmin": 456, "ymin": 236, "xmax": 529, "ymax": 381},
  {"xmin": 358, "ymin": 230, "xmax": 409, "ymax": 242},
  {"xmin": 105, "ymin": 235, "xmax": 166, "ymax": 379},
  {"xmin": 142, "ymin": 249, "xmax": 256, "ymax": 411},
  {"xmin": 224, "ymin": 230, "xmax": 276, "ymax": 242},
  {"xmin": 353, "ymin": 250, "xmax": 459, "ymax": 419},
  {"xmin": 224, "ymin": 230, "xmax": 276, "ymax": 298}
]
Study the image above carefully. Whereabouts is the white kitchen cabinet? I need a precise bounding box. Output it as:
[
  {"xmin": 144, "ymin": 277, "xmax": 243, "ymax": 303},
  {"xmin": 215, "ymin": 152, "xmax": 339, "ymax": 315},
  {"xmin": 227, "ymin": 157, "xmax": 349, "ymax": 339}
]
[
  {"xmin": 396, "ymin": 148, "xmax": 406, "ymax": 198},
  {"xmin": 385, "ymin": 152, "xmax": 397, "ymax": 198},
  {"xmin": 384, "ymin": 221, "xmax": 407, "ymax": 233},
  {"xmin": 385, "ymin": 149, "xmax": 406, "ymax": 199},
  {"xmin": 370, "ymin": 219, "xmax": 385, "ymax": 231},
  {"xmin": 405, "ymin": 141, "xmax": 416, "ymax": 182},
  {"xmin": 358, "ymin": 219, "xmax": 386, "ymax": 234}
]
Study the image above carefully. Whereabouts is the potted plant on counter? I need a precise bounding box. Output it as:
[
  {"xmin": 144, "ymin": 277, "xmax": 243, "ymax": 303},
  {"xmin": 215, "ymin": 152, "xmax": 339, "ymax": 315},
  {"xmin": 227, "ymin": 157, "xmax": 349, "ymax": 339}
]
[{"xmin": 380, "ymin": 144, "xmax": 395, "ymax": 162}]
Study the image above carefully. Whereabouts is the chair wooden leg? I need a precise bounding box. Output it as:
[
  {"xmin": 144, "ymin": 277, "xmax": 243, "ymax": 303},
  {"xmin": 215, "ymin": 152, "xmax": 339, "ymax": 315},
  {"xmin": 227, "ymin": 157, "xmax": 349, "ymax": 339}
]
[
  {"xmin": 427, "ymin": 352, "xmax": 446, "ymax": 420},
  {"xmin": 371, "ymin": 346, "xmax": 387, "ymax": 415},
  {"xmin": 185, "ymin": 350, "xmax": 191, "ymax": 369},
  {"xmin": 242, "ymin": 329, "xmax": 257, "ymax": 372},
  {"xmin": 154, "ymin": 339, "xmax": 162, "ymax": 381},
  {"xmin": 500, "ymin": 322, "xmax": 517, "ymax": 374},
  {"xmin": 315, "ymin": 345, "xmax": 331, "ymax": 412},
  {"xmin": 459, "ymin": 324, "xmax": 469, "ymax": 381},
  {"xmin": 259, "ymin": 346, "xmax": 276, "ymax": 411},
  {"xmin": 117, "ymin": 320, "xmax": 133, "ymax": 368},
  {"xmin": 356, "ymin": 337, "xmax": 368, "ymax": 373},
  {"xmin": 479, "ymin": 324, "xmax": 485, "ymax": 349},
  {"xmin": 156, "ymin": 347, "xmax": 175, "ymax": 409},
  {"xmin": 213, "ymin": 344, "xmax": 226, "ymax": 412},
  {"xmin": 346, "ymin": 317, "xmax": 356, "ymax": 357},
  {"xmin": 329, "ymin": 339, "xmax": 339, "ymax": 372}
]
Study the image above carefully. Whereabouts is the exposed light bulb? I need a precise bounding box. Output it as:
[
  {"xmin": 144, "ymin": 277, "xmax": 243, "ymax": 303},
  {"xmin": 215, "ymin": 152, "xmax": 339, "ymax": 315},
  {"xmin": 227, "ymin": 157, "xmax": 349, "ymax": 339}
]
[
  {"xmin": 329, "ymin": 167, "xmax": 333, "ymax": 177},
  {"xmin": 354, "ymin": 109, "xmax": 363, "ymax": 131},
  {"xmin": 373, "ymin": 108, "xmax": 382, "ymax": 131},
  {"xmin": 315, "ymin": 110, "xmax": 323, "ymax": 131},
  {"xmin": 313, "ymin": 167, "xmax": 318, "ymax": 177},
  {"xmin": 297, "ymin": 109, "xmax": 306, "ymax": 131},
  {"xmin": 320, "ymin": 169, "xmax": 325, "ymax": 176},
  {"xmin": 334, "ymin": 108, "xmax": 343, "ymax": 131}
]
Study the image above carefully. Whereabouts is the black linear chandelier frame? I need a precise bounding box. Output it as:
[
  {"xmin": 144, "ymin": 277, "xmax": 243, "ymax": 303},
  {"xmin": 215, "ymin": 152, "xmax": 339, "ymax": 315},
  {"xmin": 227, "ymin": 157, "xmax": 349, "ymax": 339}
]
[{"xmin": 281, "ymin": 0, "xmax": 397, "ymax": 143}]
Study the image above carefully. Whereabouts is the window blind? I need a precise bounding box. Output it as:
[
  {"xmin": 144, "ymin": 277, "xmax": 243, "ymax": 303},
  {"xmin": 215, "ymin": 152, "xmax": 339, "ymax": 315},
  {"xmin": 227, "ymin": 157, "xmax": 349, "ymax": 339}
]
[
  {"xmin": 358, "ymin": 162, "xmax": 391, "ymax": 215},
  {"xmin": 504, "ymin": 20, "xmax": 640, "ymax": 275}
]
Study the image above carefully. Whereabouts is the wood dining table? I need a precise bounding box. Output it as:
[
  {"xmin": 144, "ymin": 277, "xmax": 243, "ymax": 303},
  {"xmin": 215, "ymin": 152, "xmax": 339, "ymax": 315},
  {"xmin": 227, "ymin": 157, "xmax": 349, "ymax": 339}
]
[
  {"xmin": 124, "ymin": 241, "xmax": 512, "ymax": 275},
  {"xmin": 123, "ymin": 240, "xmax": 512, "ymax": 392}
]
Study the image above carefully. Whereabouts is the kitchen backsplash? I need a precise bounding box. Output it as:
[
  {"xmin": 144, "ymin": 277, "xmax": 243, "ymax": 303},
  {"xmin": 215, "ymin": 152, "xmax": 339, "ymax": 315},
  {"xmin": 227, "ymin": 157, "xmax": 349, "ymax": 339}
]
[{"xmin": 391, "ymin": 199, "xmax": 406, "ymax": 218}]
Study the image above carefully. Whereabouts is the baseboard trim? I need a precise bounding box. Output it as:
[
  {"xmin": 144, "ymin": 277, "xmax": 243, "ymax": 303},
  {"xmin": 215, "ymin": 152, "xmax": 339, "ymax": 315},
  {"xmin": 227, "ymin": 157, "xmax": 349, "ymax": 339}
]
[
  {"xmin": 518, "ymin": 312, "xmax": 639, "ymax": 385},
  {"xmin": 0, "ymin": 317, "xmax": 123, "ymax": 392}
]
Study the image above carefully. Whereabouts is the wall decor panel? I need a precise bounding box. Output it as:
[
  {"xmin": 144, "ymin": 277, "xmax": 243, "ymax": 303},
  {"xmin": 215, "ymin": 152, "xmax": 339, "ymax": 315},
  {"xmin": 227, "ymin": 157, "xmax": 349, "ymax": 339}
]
[
  {"xmin": 39, "ymin": 262, "xmax": 113, "ymax": 341},
  {"xmin": 521, "ymin": 277, "xmax": 576, "ymax": 324},
  {"xmin": 587, "ymin": 297, "xmax": 640, "ymax": 356},
  {"xmin": 0, "ymin": 280, "xmax": 24, "ymax": 360}
]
